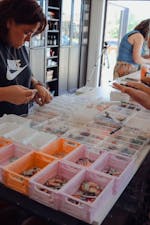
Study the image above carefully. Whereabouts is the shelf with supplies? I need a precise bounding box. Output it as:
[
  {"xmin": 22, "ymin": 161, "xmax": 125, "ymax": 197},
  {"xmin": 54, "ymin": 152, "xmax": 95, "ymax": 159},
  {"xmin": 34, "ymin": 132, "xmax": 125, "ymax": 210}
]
[{"xmin": 45, "ymin": 0, "xmax": 61, "ymax": 96}]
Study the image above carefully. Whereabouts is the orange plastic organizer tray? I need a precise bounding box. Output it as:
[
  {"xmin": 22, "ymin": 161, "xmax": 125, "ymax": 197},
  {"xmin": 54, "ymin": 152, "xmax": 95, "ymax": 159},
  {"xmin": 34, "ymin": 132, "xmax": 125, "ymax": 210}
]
[
  {"xmin": 41, "ymin": 138, "xmax": 81, "ymax": 159},
  {"xmin": 0, "ymin": 137, "xmax": 13, "ymax": 148},
  {"xmin": 3, "ymin": 151, "xmax": 55, "ymax": 195}
]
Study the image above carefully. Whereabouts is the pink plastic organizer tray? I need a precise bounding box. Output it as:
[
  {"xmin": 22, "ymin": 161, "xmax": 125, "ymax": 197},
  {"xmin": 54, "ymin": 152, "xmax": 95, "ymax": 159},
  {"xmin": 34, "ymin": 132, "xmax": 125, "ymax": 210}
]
[
  {"xmin": 64, "ymin": 145, "xmax": 105, "ymax": 168},
  {"xmin": 59, "ymin": 169, "xmax": 114, "ymax": 223},
  {"xmin": 0, "ymin": 143, "xmax": 31, "ymax": 182},
  {"xmin": 29, "ymin": 160, "xmax": 81, "ymax": 210},
  {"xmin": 92, "ymin": 152, "xmax": 135, "ymax": 193}
]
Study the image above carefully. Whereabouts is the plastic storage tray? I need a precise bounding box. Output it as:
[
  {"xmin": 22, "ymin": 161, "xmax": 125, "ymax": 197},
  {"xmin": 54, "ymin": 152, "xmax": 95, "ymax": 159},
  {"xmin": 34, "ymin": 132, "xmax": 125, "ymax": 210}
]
[
  {"xmin": 64, "ymin": 145, "xmax": 105, "ymax": 168},
  {"xmin": 29, "ymin": 160, "xmax": 81, "ymax": 209},
  {"xmin": 0, "ymin": 136, "xmax": 13, "ymax": 149},
  {"xmin": 0, "ymin": 122, "xmax": 21, "ymax": 137},
  {"xmin": 63, "ymin": 127, "xmax": 106, "ymax": 146},
  {"xmin": 24, "ymin": 131, "xmax": 57, "ymax": 150},
  {"xmin": 0, "ymin": 143, "xmax": 31, "ymax": 182},
  {"xmin": 59, "ymin": 169, "xmax": 114, "ymax": 223},
  {"xmin": 6, "ymin": 127, "xmax": 38, "ymax": 145},
  {"xmin": 3, "ymin": 151, "xmax": 55, "ymax": 195},
  {"xmin": 41, "ymin": 138, "xmax": 81, "ymax": 159},
  {"xmin": 92, "ymin": 152, "xmax": 135, "ymax": 193},
  {"xmin": 0, "ymin": 114, "xmax": 31, "ymax": 127},
  {"xmin": 35, "ymin": 117, "xmax": 73, "ymax": 137}
]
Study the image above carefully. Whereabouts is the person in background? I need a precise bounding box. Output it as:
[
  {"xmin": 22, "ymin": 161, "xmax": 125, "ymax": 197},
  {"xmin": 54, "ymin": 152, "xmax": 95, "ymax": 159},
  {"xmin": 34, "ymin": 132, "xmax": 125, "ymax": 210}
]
[
  {"xmin": 113, "ymin": 19, "xmax": 150, "ymax": 79},
  {"xmin": 113, "ymin": 81, "xmax": 150, "ymax": 109},
  {"xmin": 0, "ymin": 0, "xmax": 52, "ymax": 117}
]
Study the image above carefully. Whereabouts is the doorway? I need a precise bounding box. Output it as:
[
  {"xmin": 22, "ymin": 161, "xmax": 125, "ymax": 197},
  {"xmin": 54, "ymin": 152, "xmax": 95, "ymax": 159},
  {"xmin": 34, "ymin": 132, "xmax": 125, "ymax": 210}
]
[
  {"xmin": 100, "ymin": 0, "xmax": 150, "ymax": 86},
  {"xmin": 59, "ymin": 0, "xmax": 91, "ymax": 95}
]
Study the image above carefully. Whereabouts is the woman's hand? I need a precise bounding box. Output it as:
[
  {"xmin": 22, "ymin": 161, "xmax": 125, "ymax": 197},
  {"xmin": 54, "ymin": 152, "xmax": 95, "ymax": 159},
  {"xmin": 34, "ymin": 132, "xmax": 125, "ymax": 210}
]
[
  {"xmin": 141, "ymin": 76, "xmax": 150, "ymax": 86},
  {"xmin": 34, "ymin": 85, "xmax": 52, "ymax": 106},
  {"xmin": 112, "ymin": 82, "xmax": 126, "ymax": 93},
  {"xmin": 113, "ymin": 82, "xmax": 150, "ymax": 109},
  {"xmin": 0, "ymin": 85, "xmax": 37, "ymax": 105}
]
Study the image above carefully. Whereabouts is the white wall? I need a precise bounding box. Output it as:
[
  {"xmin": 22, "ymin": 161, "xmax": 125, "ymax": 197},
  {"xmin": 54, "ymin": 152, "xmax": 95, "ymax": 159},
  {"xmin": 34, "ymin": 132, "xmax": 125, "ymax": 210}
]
[{"xmin": 86, "ymin": 0, "xmax": 106, "ymax": 87}]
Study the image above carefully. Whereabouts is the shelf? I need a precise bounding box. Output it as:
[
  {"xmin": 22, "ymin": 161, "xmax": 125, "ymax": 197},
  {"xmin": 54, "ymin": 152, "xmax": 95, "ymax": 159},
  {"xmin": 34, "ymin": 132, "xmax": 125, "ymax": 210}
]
[
  {"xmin": 46, "ymin": 78, "xmax": 58, "ymax": 83},
  {"xmin": 47, "ymin": 56, "xmax": 58, "ymax": 59},
  {"xmin": 46, "ymin": 0, "xmax": 61, "ymax": 96},
  {"xmin": 48, "ymin": 30, "xmax": 59, "ymax": 33},
  {"xmin": 47, "ymin": 65, "xmax": 58, "ymax": 69},
  {"xmin": 48, "ymin": 6, "xmax": 60, "ymax": 10},
  {"xmin": 48, "ymin": 18, "xmax": 59, "ymax": 22}
]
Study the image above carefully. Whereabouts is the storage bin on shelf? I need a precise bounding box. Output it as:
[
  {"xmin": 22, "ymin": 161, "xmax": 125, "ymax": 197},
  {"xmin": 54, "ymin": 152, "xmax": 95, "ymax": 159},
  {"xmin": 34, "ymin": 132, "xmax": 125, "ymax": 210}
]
[
  {"xmin": 3, "ymin": 151, "xmax": 55, "ymax": 195},
  {"xmin": 64, "ymin": 145, "xmax": 106, "ymax": 169},
  {"xmin": 0, "ymin": 143, "xmax": 32, "ymax": 183},
  {"xmin": 41, "ymin": 138, "xmax": 81, "ymax": 159},
  {"xmin": 92, "ymin": 152, "xmax": 135, "ymax": 194},
  {"xmin": 29, "ymin": 160, "xmax": 81, "ymax": 210},
  {"xmin": 59, "ymin": 169, "xmax": 114, "ymax": 223}
]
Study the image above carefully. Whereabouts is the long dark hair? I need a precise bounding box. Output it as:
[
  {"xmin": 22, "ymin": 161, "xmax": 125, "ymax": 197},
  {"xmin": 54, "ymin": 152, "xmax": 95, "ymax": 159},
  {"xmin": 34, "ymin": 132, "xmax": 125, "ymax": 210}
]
[
  {"xmin": 134, "ymin": 19, "xmax": 150, "ymax": 39},
  {"xmin": 0, "ymin": 0, "xmax": 47, "ymax": 42}
]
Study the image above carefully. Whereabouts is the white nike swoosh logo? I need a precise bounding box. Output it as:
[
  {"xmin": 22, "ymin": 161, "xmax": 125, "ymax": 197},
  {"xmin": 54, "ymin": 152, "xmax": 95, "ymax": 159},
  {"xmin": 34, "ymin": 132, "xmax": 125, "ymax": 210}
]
[{"xmin": 6, "ymin": 65, "xmax": 27, "ymax": 80}]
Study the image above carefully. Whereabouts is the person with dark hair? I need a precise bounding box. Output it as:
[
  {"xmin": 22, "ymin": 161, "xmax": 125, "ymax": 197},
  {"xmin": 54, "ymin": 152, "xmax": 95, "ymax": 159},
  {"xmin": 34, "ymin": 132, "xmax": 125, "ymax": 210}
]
[
  {"xmin": 0, "ymin": 0, "xmax": 52, "ymax": 117},
  {"xmin": 113, "ymin": 19, "xmax": 150, "ymax": 79}
]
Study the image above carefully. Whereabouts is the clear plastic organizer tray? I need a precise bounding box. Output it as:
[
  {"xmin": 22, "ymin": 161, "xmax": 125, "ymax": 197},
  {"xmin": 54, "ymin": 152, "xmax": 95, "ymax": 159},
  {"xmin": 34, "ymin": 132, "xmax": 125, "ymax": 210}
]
[
  {"xmin": 35, "ymin": 117, "xmax": 73, "ymax": 137},
  {"xmin": 136, "ymin": 111, "xmax": 150, "ymax": 119},
  {"xmin": 64, "ymin": 145, "xmax": 105, "ymax": 168},
  {"xmin": 59, "ymin": 169, "xmax": 114, "ymax": 223},
  {"xmin": 106, "ymin": 104, "xmax": 138, "ymax": 115},
  {"xmin": 99, "ymin": 142, "xmax": 138, "ymax": 158},
  {"xmin": 103, "ymin": 137, "xmax": 143, "ymax": 151},
  {"xmin": 92, "ymin": 152, "xmax": 135, "ymax": 193},
  {"xmin": 125, "ymin": 116, "xmax": 150, "ymax": 131},
  {"xmin": 0, "ymin": 143, "xmax": 32, "ymax": 182},
  {"xmin": 0, "ymin": 114, "xmax": 31, "ymax": 127},
  {"xmin": 115, "ymin": 127, "xmax": 150, "ymax": 145},
  {"xmin": 24, "ymin": 131, "xmax": 57, "ymax": 150},
  {"xmin": 27, "ymin": 111, "xmax": 57, "ymax": 128},
  {"xmin": 94, "ymin": 113, "xmax": 121, "ymax": 129},
  {"xmin": 3, "ymin": 151, "xmax": 55, "ymax": 195},
  {"xmin": 112, "ymin": 134, "xmax": 149, "ymax": 147},
  {"xmin": 29, "ymin": 160, "xmax": 81, "ymax": 210},
  {"xmin": 119, "ymin": 101, "xmax": 141, "ymax": 111},
  {"xmin": 63, "ymin": 127, "xmax": 106, "ymax": 146},
  {"xmin": 5, "ymin": 127, "xmax": 38, "ymax": 145},
  {"xmin": 0, "ymin": 122, "xmax": 21, "ymax": 137},
  {"xmin": 41, "ymin": 138, "xmax": 81, "ymax": 159},
  {"xmin": 117, "ymin": 126, "xmax": 140, "ymax": 136},
  {"xmin": 86, "ymin": 122, "xmax": 115, "ymax": 136}
]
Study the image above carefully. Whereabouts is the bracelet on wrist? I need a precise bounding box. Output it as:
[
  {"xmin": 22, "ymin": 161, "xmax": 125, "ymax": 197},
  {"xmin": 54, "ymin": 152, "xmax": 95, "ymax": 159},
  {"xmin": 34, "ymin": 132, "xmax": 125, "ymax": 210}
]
[{"xmin": 33, "ymin": 80, "xmax": 45, "ymax": 88}]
